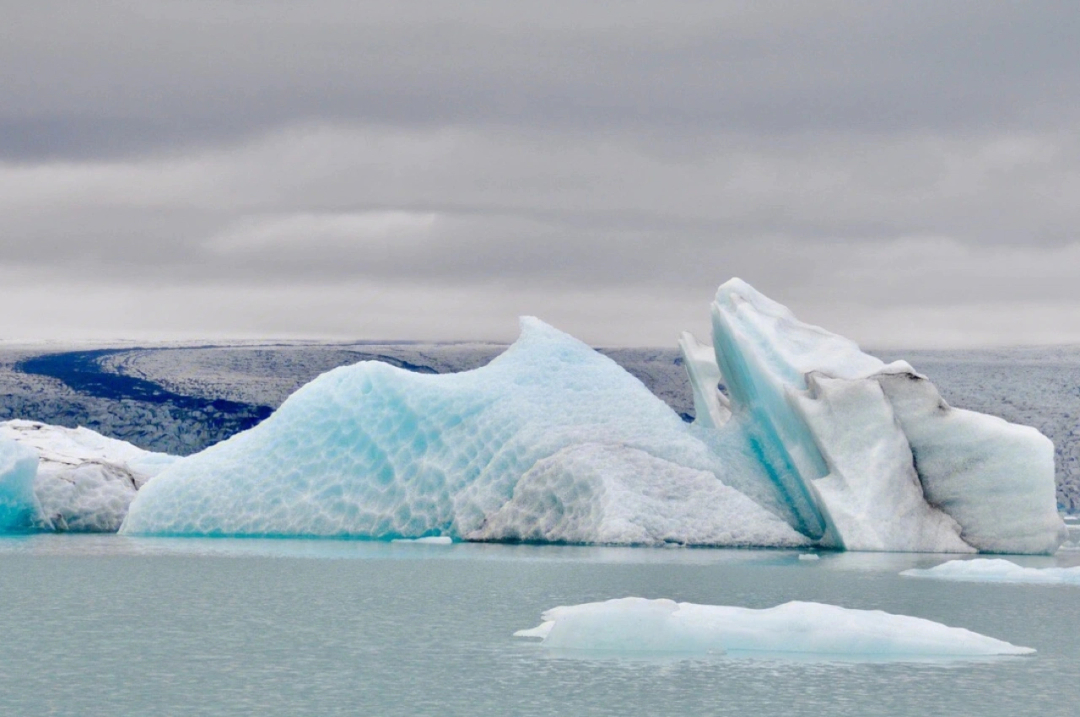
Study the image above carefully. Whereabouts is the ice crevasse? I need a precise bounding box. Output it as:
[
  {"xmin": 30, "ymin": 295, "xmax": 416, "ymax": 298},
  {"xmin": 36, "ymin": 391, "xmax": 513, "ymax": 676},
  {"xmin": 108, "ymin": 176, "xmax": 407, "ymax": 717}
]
[{"xmin": 119, "ymin": 279, "xmax": 1065, "ymax": 553}]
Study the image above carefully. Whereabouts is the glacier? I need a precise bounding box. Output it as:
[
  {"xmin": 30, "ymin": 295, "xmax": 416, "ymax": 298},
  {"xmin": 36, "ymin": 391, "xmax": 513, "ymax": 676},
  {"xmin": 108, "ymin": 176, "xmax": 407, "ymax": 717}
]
[
  {"xmin": 902, "ymin": 558, "xmax": 1080, "ymax": 585},
  {"xmin": 0, "ymin": 420, "xmax": 178, "ymax": 532},
  {"xmin": 119, "ymin": 278, "xmax": 1064, "ymax": 553},
  {"xmin": 513, "ymin": 597, "xmax": 1034, "ymax": 659}
]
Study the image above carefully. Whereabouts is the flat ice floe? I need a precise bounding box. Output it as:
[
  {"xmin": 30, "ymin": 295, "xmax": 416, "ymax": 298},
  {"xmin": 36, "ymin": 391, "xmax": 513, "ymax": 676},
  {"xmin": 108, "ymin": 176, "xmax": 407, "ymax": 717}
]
[
  {"xmin": 514, "ymin": 597, "xmax": 1034, "ymax": 659},
  {"xmin": 901, "ymin": 558, "xmax": 1080, "ymax": 585}
]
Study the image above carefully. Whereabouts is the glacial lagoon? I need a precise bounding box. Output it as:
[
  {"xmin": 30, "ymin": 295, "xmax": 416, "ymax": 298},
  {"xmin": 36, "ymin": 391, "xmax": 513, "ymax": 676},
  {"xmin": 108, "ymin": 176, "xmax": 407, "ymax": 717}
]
[{"xmin": 1, "ymin": 535, "xmax": 1078, "ymax": 717}]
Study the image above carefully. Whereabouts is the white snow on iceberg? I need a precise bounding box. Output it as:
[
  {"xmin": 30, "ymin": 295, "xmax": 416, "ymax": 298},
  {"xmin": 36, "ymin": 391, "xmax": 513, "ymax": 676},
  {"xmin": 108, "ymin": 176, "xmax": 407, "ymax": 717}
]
[
  {"xmin": 514, "ymin": 597, "xmax": 1034, "ymax": 659},
  {"xmin": 122, "ymin": 318, "xmax": 765, "ymax": 540},
  {"xmin": 0, "ymin": 420, "xmax": 178, "ymax": 532},
  {"xmin": 901, "ymin": 558, "xmax": 1080, "ymax": 585}
]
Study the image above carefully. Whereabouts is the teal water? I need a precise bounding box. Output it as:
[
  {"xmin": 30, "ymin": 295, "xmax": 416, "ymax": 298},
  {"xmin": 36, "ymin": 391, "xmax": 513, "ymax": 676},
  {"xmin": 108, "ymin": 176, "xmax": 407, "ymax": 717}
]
[{"xmin": 0, "ymin": 536, "xmax": 1077, "ymax": 717}]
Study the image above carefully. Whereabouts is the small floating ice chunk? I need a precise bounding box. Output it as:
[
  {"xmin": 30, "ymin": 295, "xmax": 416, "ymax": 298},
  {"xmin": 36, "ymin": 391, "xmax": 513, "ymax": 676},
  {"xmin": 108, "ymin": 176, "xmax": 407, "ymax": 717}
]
[
  {"xmin": 391, "ymin": 536, "xmax": 453, "ymax": 545},
  {"xmin": 514, "ymin": 597, "xmax": 1034, "ymax": 659},
  {"xmin": 798, "ymin": 553, "xmax": 820, "ymax": 561},
  {"xmin": 901, "ymin": 558, "xmax": 1080, "ymax": 585}
]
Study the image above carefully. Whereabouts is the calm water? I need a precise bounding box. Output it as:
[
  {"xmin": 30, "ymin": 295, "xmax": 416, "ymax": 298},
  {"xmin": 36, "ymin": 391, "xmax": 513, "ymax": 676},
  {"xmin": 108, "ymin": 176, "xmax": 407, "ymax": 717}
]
[{"xmin": 1, "ymin": 536, "xmax": 1078, "ymax": 717}]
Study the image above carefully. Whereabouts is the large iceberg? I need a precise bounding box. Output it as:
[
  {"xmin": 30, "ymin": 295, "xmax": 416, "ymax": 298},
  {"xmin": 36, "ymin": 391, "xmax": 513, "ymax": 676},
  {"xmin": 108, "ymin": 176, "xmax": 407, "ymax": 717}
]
[
  {"xmin": 0, "ymin": 420, "xmax": 178, "ymax": 532},
  {"xmin": 120, "ymin": 279, "xmax": 1064, "ymax": 553},
  {"xmin": 681, "ymin": 279, "xmax": 1064, "ymax": 554},
  {"xmin": 122, "ymin": 318, "xmax": 789, "ymax": 542},
  {"xmin": 514, "ymin": 597, "xmax": 1034, "ymax": 658}
]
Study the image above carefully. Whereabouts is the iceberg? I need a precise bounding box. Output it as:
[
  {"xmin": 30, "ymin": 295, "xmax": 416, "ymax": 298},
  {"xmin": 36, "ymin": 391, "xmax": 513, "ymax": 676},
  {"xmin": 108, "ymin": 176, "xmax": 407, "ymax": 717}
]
[
  {"xmin": 122, "ymin": 319, "xmax": 758, "ymax": 540},
  {"xmin": 514, "ymin": 597, "xmax": 1034, "ymax": 658},
  {"xmin": 680, "ymin": 279, "xmax": 1063, "ymax": 554},
  {"xmin": 901, "ymin": 558, "xmax": 1080, "ymax": 585},
  {"xmin": 120, "ymin": 278, "xmax": 1063, "ymax": 553},
  {"xmin": 0, "ymin": 420, "xmax": 178, "ymax": 532}
]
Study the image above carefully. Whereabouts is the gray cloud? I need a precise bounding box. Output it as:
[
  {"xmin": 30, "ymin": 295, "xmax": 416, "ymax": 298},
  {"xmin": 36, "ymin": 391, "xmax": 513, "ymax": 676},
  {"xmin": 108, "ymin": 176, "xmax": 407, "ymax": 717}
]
[
  {"xmin": 1, "ymin": 2, "xmax": 1079, "ymax": 345},
  {"xmin": 5, "ymin": 2, "xmax": 1080, "ymax": 159}
]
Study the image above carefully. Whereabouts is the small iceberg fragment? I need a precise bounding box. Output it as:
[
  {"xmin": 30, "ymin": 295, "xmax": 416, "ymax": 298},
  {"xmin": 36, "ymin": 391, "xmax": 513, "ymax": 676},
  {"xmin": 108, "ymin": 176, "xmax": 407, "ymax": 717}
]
[
  {"xmin": 514, "ymin": 597, "xmax": 1034, "ymax": 659},
  {"xmin": 901, "ymin": 558, "xmax": 1080, "ymax": 585},
  {"xmin": 391, "ymin": 536, "xmax": 453, "ymax": 545},
  {"xmin": 798, "ymin": 553, "xmax": 820, "ymax": 561},
  {"xmin": 0, "ymin": 420, "xmax": 178, "ymax": 532}
]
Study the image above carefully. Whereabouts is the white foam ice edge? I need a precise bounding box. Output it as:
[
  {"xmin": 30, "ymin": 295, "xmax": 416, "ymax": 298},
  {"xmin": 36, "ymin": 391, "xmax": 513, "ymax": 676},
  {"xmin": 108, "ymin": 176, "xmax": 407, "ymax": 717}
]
[
  {"xmin": 901, "ymin": 558, "xmax": 1080, "ymax": 585},
  {"xmin": 513, "ymin": 597, "xmax": 1034, "ymax": 659}
]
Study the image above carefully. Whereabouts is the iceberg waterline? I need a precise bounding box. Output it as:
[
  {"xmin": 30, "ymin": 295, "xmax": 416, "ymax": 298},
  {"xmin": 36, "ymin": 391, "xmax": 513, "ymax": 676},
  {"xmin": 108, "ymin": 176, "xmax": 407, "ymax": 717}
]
[
  {"xmin": 0, "ymin": 278, "xmax": 1063, "ymax": 553},
  {"xmin": 513, "ymin": 597, "xmax": 1034, "ymax": 659}
]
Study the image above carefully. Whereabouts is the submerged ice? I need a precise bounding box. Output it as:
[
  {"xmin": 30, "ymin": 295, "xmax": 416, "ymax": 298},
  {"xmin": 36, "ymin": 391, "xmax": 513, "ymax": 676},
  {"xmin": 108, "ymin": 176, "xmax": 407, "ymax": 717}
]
[
  {"xmin": 513, "ymin": 597, "xmax": 1034, "ymax": 659},
  {"xmin": 119, "ymin": 278, "xmax": 1064, "ymax": 553}
]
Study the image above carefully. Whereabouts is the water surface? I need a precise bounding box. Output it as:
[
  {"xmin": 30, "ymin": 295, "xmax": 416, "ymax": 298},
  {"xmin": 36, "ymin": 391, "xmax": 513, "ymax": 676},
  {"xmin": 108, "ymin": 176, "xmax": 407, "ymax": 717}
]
[{"xmin": 1, "ymin": 536, "xmax": 1077, "ymax": 717}]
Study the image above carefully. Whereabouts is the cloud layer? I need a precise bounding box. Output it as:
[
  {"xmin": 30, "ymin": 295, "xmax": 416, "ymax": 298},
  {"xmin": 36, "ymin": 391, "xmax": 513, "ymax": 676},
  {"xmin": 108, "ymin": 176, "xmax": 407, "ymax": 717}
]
[{"xmin": 2, "ymin": 2, "xmax": 1078, "ymax": 346}]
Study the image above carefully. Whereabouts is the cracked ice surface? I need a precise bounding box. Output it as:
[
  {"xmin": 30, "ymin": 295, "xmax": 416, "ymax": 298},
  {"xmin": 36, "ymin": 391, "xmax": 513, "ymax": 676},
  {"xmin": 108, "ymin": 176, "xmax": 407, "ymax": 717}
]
[
  {"xmin": 513, "ymin": 597, "xmax": 1034, "ymax": 659},
  {"xmin": 122, "ymin": 318, "xmax": 775, "ymax": 541},
  {"xmin": 468, "ymin": 443, "xmax": 807, "ymax": 547}
]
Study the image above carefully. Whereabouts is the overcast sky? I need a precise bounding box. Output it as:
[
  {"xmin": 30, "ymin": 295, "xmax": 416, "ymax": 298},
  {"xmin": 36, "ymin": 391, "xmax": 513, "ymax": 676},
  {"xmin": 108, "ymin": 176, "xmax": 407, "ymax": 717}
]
[{"xmin": 3, "ymin": 2, "xmax": 1079, "ymax": 347}]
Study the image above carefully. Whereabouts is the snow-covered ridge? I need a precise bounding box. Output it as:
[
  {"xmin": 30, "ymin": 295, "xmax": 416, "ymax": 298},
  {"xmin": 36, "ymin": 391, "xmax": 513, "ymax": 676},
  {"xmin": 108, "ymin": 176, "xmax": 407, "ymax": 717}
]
[{"xmin": 514, "ymin": 597, "xmax": 1034, "ymax": 659}]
